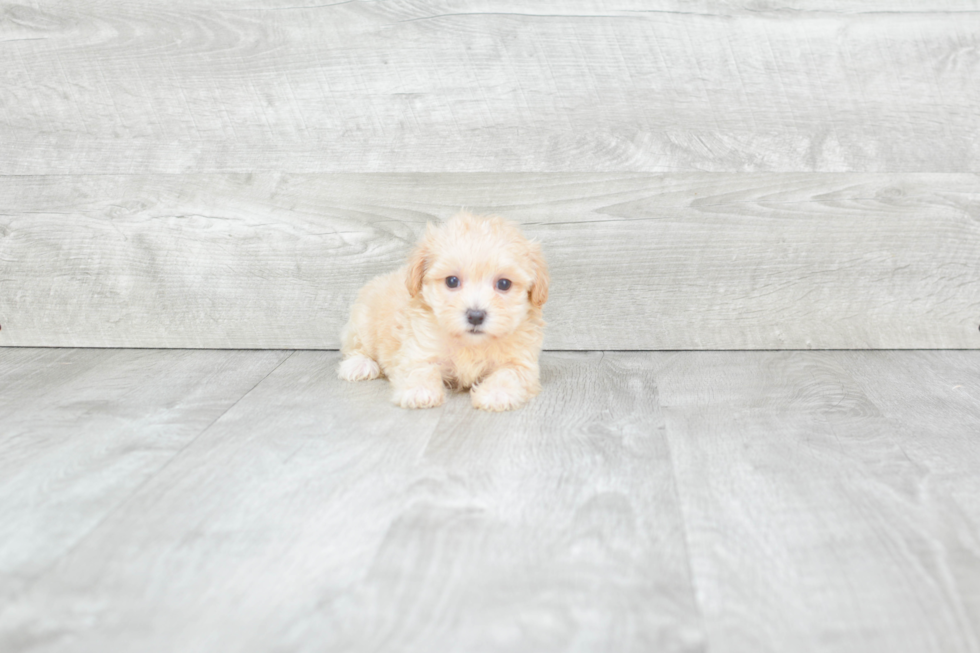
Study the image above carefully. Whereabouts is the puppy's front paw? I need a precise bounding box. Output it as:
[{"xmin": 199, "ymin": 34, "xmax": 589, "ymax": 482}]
[
  {"xmin": 471, "ymin": 380, "xmax": 528, "ymax": 412},
  {"xmin": 394, "ymin": 384, "xmax": 446, "ymax": 409},
  {"xmin": 338, "ymin": 354, "xmax": 381, "ymax": 382}
]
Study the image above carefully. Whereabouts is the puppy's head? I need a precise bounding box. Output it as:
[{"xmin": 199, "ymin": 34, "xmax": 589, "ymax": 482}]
[{"xmin": 406, "ymin": 213, "xmax": 548, "ymax": 340}]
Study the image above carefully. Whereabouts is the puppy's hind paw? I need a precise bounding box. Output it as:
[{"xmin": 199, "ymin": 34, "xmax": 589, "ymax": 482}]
[
  {"xmin": 338, "ymin": 354, "xmax": 381, "ymax": 381},
  {"xmin": 393, "ymin": 385, "xmax": 445, "ymax": 409}
]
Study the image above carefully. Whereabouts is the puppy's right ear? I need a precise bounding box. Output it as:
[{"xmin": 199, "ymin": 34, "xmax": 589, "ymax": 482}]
[{"xmin": 406, "ymin": 223, "xmax": 434, "ymax": 298}]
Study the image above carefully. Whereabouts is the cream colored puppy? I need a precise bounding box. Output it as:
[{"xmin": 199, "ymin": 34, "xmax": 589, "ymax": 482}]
[{"xmin": 338, "ymin": 213, "xmax": 548, "ymax": 411}]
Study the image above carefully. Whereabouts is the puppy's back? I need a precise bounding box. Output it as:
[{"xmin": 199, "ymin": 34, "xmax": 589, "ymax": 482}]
[{"xmin": 340, "ymin": 267, "xmax": 412, "ymax": 365}]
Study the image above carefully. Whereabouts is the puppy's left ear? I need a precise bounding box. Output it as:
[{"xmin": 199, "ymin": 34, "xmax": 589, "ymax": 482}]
[
  {"xmin": 527, "ymin": 241, "xmax": 549, "ymax": 308},
  {"xmin": 406, "ymin": 223, "xmax": 435, "ymax": 298}
]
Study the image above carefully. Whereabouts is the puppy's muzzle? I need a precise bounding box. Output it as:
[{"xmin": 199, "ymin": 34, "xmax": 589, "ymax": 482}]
[{"xmin": 466, "ymin": 309, "xmax": 486, "ymax": 326}]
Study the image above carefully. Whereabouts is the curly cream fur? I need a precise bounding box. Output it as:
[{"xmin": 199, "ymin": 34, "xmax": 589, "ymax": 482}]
[{"xmin": 338, "ymin": 213, "xmax": 548, "ymax": 411}]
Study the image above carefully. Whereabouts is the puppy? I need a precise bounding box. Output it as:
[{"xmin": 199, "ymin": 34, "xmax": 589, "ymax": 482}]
[{"xmin": 338, "ymin": 213, "xmax": 548, "ymax": 411}]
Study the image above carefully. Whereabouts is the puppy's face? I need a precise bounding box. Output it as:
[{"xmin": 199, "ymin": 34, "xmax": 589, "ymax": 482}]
[{"xmin": 406, "ymin": 215, "xmax": 548, "ymax": 341}]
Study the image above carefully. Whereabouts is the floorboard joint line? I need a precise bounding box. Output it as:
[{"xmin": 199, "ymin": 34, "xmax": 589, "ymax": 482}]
[
  {"xmin": 178, "ymin": 349, "xmax": 297, "ymax": 448},
  {"xmin": 657, "ymin": 382, "xmax": 710, "ymax": 651}
]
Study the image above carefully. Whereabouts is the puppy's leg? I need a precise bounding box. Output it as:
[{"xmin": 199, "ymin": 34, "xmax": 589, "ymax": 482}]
[
  {"xmin": 338, "ymin": 354, "xmax": 382, "ymax": 381},
  {"xmin": 471, "ymin": 365, "xmax": 540, "ymax": 412},
  {"xmin": 338, "ymin": 311, "xmax": 382, "ymax": 381},
  {"xmin": 390, "ymin": 364, "xmax": 446, "ymax": 409}
]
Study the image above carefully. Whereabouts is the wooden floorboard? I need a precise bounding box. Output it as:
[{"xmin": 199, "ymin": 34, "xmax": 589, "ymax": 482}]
[
  {"xmin": 0, "ymin": 350, "xmax": 701, "ymax": 652},
  {"xmin": 2, "ymin": 173, "xmax": 978, "ymax": 350},
  {"xmin": 0, "ymin": 348, "xmax": 291, "ymax": 615},
  {"xmin": 1, "ymin": 349, "xmax": 979, "ymax": 652},
  {"xmin": 659, "ymin": 351, "xmax": 980, "ymax": 653}
]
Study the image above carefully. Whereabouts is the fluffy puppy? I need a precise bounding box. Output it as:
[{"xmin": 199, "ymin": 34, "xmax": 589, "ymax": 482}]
[{"xmin": 338, "ymin": 213, "xmax": 548, "ymax": 411}]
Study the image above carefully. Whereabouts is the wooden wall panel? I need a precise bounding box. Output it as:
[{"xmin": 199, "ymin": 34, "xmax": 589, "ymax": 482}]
[
  {"xmin": 1, "ymin": 173, "xmax": 977, "ymax": 349},
  {"xmin": 2, "ymin": 1, "xmax": 978, "ymax": 174},
  {"xmin": 3, "ymin": 2, "xmax": 978, "ymax": 349}
]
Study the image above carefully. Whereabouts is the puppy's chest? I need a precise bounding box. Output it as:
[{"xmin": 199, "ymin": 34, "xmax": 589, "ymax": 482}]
[{"xmin": 440, "ymin": 355, "xmax": 492, "ymax": 390}]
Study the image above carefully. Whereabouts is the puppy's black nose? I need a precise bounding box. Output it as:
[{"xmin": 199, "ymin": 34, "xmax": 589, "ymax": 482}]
[{"xmin": 466, "ymin": 309, "xmax": 486, "ymax": 326}]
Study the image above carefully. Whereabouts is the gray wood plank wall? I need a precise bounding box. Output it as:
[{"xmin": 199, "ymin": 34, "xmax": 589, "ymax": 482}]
[{"xmin": 2, "ymin": 1, "xmax": 978, "ymax": 349}]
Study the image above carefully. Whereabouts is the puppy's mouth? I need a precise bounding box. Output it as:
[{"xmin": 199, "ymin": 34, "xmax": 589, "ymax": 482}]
[{"xmin": 466, "ymin": 327, "xmax": 485, "ymax": 335}]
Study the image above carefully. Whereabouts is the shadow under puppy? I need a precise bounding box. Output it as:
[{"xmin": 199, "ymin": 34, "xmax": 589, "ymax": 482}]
[{"xmin": 338, "ymin": 213, "xmax": 548, "ymax": 411}]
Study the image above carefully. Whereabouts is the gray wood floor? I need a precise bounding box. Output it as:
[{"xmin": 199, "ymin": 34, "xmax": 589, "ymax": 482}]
[{"xmin": 2, "ymin": 348, "xmax": 978, "ymax": 653}]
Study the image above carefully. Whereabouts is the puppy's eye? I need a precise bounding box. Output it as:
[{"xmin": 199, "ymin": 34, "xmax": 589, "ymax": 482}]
[
  {"xmin": 446, "ymin": 276, "xmax": 460, "ymax": 289},
  {"xmin": 496, "ymin": 278, "xmax": 512, "ymax": 291}
]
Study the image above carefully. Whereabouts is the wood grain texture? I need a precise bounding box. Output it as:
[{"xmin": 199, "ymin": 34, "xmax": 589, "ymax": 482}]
[
  {"xmin": 832, "ymin": 350, "xmax": 980, "ymax": 635},
  {"xmin": 0, "ymin": 350, "xmax": 702, "ymax": 653},
  {"xmin": 2, "ymin": 1, "xmax": 979, "ymax": 174},
  {"xmin": 1, "ymin": 349, "xmax": 979, "ymax": 651},
  {"xmin": 1, "ymin": 172, "xmax": 978, "ymax": 349},
  {"xmin": 659, "ymin": 350, "xmax": 980, "ymax": 653},
  {"xmin": 0, "ymin": 347, "xmax": 291, "ymax": 613}
]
